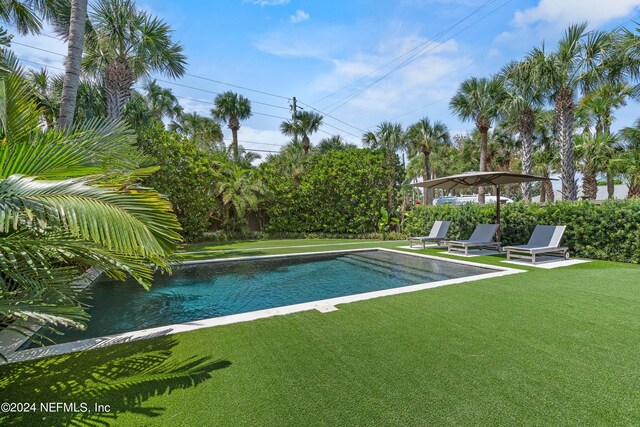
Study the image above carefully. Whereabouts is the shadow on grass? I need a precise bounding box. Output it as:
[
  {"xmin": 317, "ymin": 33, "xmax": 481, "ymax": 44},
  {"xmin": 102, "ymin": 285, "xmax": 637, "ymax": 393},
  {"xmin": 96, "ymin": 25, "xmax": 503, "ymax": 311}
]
[{"xmin": 0, "ymin": 336, "xmax": 230, "ymax": 425}]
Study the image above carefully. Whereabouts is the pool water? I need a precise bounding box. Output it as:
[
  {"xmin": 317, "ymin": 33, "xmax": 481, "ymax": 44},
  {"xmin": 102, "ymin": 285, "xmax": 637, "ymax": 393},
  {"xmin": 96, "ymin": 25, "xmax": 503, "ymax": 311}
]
[{"xmin": 23, "ymin": 250, "xmax": 493, "ymax": 347}]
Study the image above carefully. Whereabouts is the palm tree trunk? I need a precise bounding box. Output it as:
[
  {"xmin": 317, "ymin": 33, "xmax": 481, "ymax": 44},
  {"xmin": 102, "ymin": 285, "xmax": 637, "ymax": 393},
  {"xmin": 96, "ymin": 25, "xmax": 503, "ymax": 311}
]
[
  {"xmin": 582, "ymin": 168, "xmax": 598, "ymax": 199},
  {"xmin": 57, "ymin": 0, "xmax": 88, "ymax": 129},
  {"xmin": 104, "ymin": 60, "xmax": 135, "ymax": 121},
  {"xmin": 478, "ymin": 128, "xmax": 488, "ymax": 204},
  {"xmin": 539, "ymin": 181, "xmax": 546, "ymax": 203},
  {"xmin": 556, "ymin": 89, "xmax": 577, "ymax": 201},
  {"xmin": 607, "ymin": 172, "xmax": 615, "ymax": 199},
  {"xmin": 231, "ymin": 126, "xmax": 239, "ymax": 161},
  {"xmin": 519, "ymin": 108, "xmax": 535, "ymax": 201},
  {"xmin": 302, "ymin": 136, "xmax": 310, "ymax": 155},
  {"xmin": 423, "ymin": 150, "xmax": 432, "ymax": 205}
]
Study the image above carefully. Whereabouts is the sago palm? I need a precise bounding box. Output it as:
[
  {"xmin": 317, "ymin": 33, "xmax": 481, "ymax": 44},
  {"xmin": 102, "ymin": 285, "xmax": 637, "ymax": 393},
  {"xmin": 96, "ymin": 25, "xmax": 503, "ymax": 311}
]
[
  {"xmin": 82, "ymin": 0, "xmax": 187, "ymax": 121},
  {"xmin": 212, "ymin": 91, "xmax": 252, "ymax": 161},
  {"xmin": 0, "ymin": 71, "xmax": 181, "ymax": 356},
  {"xmin": 406, "ymin": 117, "xmax": 450, "ymax": 205},
  {"xmin": 450, "ymin": 75, "xmax": 506, "ymax": 203}
]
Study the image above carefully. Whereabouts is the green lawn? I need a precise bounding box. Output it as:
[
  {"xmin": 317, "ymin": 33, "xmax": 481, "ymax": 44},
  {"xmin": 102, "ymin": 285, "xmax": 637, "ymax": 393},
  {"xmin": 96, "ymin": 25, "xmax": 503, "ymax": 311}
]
[{"xmin": 2, "ymin": 241, "xmax": 640, "ymax": 426}]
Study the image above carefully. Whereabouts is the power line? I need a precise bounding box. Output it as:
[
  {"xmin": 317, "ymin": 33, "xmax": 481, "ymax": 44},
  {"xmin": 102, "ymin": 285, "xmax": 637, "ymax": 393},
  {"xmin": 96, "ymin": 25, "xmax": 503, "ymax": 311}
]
[
  {"xmin": 20, "ymin": 32, "xmax": 293, "ymax": 101},
  {"xmin": 296, "ymin": 100, "xmax": 367, "ymax": 134},
  {"xmin": 325, "ymin": 0, "xmax": 514, "ymax": 114},
  {"xmin": 12, "ymin": 40, "xmax": 369, "ymax": 138},
  {"xmin": 11, "ymin": 41, "xmax": 291, "ymax": 111},
  {"xmin": 311, "ymin": 0, "xmax": 499, "ymax": 107}
]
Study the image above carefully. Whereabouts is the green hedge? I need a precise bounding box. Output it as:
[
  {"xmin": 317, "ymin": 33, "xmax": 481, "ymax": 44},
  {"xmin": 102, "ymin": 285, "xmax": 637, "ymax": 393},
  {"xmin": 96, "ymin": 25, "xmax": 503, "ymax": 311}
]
[
  {"xmin": 404, "ymin": 200, "xmax": 640, "ymax": 263},
  {"xmin": 197, "ymin": 230, "xmax": 406, "ymax": 242},
  {"xmin": 260, "ymin": 148, "xmax": 402, "ymax": 234}
]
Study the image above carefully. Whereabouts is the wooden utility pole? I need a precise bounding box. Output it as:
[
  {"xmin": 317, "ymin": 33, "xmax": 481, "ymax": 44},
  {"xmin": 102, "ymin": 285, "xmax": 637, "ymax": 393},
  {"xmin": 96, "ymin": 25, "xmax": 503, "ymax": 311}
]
[{"xmin": 291, "ymin": 96, "xmax": 298, "ymax": 142}]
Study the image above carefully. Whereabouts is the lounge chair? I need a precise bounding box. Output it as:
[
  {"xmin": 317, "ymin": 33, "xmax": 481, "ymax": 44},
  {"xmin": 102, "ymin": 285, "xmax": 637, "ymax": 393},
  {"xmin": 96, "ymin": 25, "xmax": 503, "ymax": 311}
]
[
  {"xmin": 445, "ymin": 223, "xmax": 500, "ymax": 256},
  {"xmin": 503, "ymin": 225, "xmax": 568, "ymax": 264},
  {"xmin": 408, "ymin": 221, "xmax": 451, "ymax": 248}
]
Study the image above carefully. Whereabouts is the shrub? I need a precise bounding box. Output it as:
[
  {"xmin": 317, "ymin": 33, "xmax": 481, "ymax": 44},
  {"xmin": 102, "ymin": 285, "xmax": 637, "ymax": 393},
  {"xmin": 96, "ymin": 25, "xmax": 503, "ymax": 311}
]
[
  {"xmin": 404, "ymin": 200, "xmax": 640, "ymax": 263},
  {"xmin": 139, "ymin": 125, "xmax": 221, "ymax": 241},
  {"xmin": 260, "ymin": 148, "xmax": 402, "ymax": 234}
]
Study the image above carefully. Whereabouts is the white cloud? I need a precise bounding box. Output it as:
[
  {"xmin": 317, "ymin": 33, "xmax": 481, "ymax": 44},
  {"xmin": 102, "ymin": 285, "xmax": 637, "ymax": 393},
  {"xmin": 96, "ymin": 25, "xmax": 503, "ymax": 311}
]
[
  {"xmin": 10, "ymin": 25, "xmax": 67, "ymax": 71},
  {"xmin": 244, "ymin": 0, "xmax": 289, "ymax": 6},
  {"xmin": 513, "ymin": 0, "xmax": 640, "ymax": 28},
  {"xmin": 290, "ymin": 10, "xmax": 310, "ymax": 24},
  {"xmin": 311, "ymin": 36, "xmax": 467, "ymax": 118}
]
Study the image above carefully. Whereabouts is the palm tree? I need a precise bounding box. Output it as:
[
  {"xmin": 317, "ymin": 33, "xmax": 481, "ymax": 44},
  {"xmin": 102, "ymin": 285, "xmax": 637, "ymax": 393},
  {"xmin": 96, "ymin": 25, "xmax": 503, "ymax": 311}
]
[
  {"xmin": 500, "ymin": 60, "xmax": 543, "ymax": 200},
  {"xmin": 363, "ymin": 121, "xmax": 405, "ymax": 209},
  {"xmin": 82, "ymin": 0, "xmax": 186, "ymax": 121},
  {"xmin": 144, "ymin": 79, "xmax": 182, "ymax": 120},
  {"xmin": 315, "ymin": 135, "xmax": 356, "ymax": 154},
  {"xmin": 619, "ymin": 119, "xmax": 640, "ymax": 197},
  {"xmin": 574, "ymin": 133, "xmax": 618, "ymax": 199},
  {"xmin": 170, "ymin": 112, "xmax": 224, "ymax": 151},
  {"xmin": 450, "ymin": 75, "xmax": 506, "ymax": 203},
  {"xmin": 280, "ymin": 111, "xmax": 323, "ymax": 155},
  {"xmin": 212, "ymin": 91, "xmax": 252, "ymax": 161},
  {"xmin": 406, "ymin": 117, "xmax": 450, "ymax": 205},
  {"xmin": 57, "ymin": 0, "xmax": 88, "ymax": 129},
  {"xmin": 0, "ymin": 0, "xmax": 42, "ymax": 34},
  {"xmin": 527, "ymin": 23, "xmax": 613, "ymax": 201},
  {"xmin": 576, "ymin": 82, "xmax": 638, "ymax": 198},
  {"xmin": 532, "ymin": 110, "xmax": 559, "ymax": 202},
  {"xmin": 217, "ymin": 164, "xmax": 264, "ymax": 231},
  {"xmin": 0, "ymin": 71, "xmax": 181, "ymax": 356}
]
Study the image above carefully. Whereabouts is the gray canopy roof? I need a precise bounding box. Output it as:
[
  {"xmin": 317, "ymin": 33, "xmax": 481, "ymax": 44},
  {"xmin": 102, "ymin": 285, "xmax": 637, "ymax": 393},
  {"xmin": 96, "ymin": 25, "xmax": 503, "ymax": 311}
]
[{"xmin": 409, "ymin": 171, "xmax": 554, "ymax": 190}]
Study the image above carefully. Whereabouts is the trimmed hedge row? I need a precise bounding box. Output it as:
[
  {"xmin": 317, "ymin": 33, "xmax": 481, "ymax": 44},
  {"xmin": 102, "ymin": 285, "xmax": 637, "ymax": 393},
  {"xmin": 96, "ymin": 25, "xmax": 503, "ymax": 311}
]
[
  {"xmin": 404, "ymin": 200, "xmax": 640, "ymax": 263},
  {"xmin": 197, "ymin": 230, "xmax": 406, "ymax": 242}
]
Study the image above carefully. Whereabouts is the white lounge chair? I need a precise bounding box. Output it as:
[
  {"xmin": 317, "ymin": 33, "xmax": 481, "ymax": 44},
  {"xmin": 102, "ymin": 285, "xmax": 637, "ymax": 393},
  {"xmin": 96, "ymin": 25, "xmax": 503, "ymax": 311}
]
[
  {"xmin": 503, "ymin": 225, "xmax": 568, "ymax": 264},
  {"xmin": 408, "ymin": 221, "xmax": 451, "ymax": 248},
  {"xmin": 445, "ymin": 223, "xmax": 500, "ymax": 256}
]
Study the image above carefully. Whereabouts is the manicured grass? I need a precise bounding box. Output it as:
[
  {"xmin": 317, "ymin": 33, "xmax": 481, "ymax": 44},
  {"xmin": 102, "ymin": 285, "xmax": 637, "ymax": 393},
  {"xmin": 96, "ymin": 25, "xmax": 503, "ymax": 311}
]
[
  {"xmin": 178, "ymin": 238, "xmax": 407, "ymax": 260},
  {"xmin": 2, "ymin": 241, "xmax": 640, "ymax": 426}
]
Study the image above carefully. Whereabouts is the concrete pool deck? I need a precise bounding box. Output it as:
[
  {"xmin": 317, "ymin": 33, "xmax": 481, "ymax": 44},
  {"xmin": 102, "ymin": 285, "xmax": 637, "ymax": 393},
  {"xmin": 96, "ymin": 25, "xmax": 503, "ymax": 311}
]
[{"xmin": 0, "ymin": 248, "xmax": 524, "ymax": 365}]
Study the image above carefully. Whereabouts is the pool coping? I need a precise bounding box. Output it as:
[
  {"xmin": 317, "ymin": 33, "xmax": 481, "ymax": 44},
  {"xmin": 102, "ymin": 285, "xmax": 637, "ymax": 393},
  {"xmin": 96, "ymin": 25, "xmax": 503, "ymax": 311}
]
[{"xmin": 0, "ymin": 248, "xmax": 525, "ymax": 365}]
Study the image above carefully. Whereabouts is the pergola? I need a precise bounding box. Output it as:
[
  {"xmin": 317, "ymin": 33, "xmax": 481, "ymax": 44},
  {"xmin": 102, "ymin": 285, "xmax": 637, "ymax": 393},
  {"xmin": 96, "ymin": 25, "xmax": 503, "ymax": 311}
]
[{"xmin": 409, "ymin": 171, "xmax": 555, "ymax": 241}]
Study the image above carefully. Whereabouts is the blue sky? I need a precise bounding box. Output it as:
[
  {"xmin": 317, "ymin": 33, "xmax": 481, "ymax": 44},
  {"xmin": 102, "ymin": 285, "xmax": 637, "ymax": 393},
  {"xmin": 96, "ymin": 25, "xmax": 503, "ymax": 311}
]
[{"xmin": 10, "ymin": 0, "xmax": 640, "ymax": 155}]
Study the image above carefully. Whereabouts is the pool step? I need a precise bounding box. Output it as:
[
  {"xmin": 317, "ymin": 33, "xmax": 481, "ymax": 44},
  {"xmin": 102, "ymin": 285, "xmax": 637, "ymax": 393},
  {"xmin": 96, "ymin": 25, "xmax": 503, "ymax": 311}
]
[
  {"xmin": 338, "ymin": 256, "xmax": 433, "ymax": 284},
  {"xmin": 342, "ymin": 254, "xmax": 448, "ymax": 282}
]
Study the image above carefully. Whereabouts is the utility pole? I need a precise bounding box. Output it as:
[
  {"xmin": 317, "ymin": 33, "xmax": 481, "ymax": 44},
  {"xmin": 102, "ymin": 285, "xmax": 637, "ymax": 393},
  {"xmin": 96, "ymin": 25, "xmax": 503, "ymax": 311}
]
[{"xmin": 290, "ymin": 96, "xmax": 298, "ymax": 142}]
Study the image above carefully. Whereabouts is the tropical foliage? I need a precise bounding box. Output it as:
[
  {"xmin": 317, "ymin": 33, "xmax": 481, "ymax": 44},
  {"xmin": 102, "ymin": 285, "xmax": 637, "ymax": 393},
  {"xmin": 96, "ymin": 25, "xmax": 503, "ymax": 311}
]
[{"xmin": 0, "ymin": 70, "xmax": 181, "ymax": 354}]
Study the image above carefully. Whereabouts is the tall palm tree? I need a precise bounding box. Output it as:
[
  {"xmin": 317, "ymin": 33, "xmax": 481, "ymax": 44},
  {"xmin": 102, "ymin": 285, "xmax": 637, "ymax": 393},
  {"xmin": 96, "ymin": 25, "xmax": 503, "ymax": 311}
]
[
  {"xmin": 143, "ymin": 79, "xmax": 182, "ymax": 120},
  {"xmin": 0, "ymin": 71, "xmax": 181, "ymax": 356},
  {"xmin": 170, "ymin": 112, "xmax": 224, "ymax": 151},
  {"xmin": 212, "ymin": 91, "xmax": 252, "ymax": 161},
  {"xmin": 576, "ymin": 82, "xmax": 638, "ymax": 198},
  {"xmin": 280, "ymin": 111, "xmax": 323, "ymax": 155},
  {"xmin": 0, "ymin": 0, "xmax": 42, "ymax": 34},
  {"xmin": 82, "ymin": 0, "xmax": 186, "ymax": 121},
  {"xmin": 531, "ymin": 109, "xmax": 559, "ymax": 202},
  {"xmin": 450, "ymin": 75, "xmax": 506, "ymax": 203},
  {"xmin": 527, "ymin": 23, "xmax": 613, "ymax": 201},
  {"xmin": 57, "ymin": 0, "xmax": 88, "ymax": 129},
  {"xmin": 363, "ymin": 121, "xmax": 405, "ymax": 209},
  {"xmin": 500, "ymin": 60, "xmax": 543, "ymax": 200},
  {"xmin": 406, "ymin": 117, "xmax": 450, "ymax": 205},
  {"xmin": 315, "ymin": 135, "xmax": 355, "ymax": 154}
]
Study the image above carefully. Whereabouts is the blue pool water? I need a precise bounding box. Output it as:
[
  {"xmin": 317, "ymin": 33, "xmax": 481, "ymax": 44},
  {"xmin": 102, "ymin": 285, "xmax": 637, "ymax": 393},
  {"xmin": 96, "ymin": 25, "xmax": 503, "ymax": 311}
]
[{"xmin": 24, "ymin": 250, "xmax": 493, "ymax": 347}]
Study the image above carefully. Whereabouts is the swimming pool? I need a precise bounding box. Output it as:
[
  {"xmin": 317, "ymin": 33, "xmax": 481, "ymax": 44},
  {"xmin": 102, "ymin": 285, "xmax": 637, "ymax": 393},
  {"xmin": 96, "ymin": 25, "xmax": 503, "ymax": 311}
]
[{"xmin": 21, "ymin": 249, "xmax": 497, "ymax": 348}]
